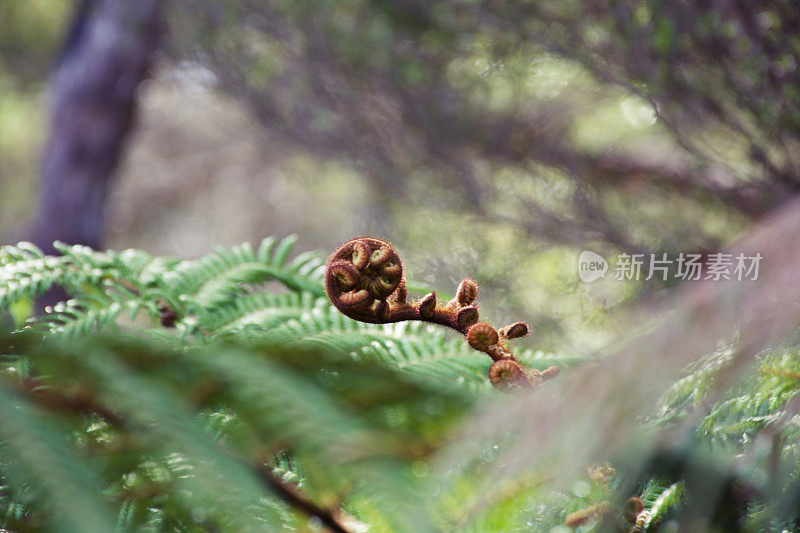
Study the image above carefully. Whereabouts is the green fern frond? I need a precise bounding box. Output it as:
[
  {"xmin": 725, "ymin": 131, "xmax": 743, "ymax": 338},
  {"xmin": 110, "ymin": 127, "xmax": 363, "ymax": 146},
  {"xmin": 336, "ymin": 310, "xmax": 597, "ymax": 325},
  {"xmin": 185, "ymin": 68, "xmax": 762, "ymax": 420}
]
[
  {"xmin": 642, "ymin": 481, "xmax": 683, "ymax": 530},
  {"xmin": 689, "ymin": 346, "xmax": 800, "ymax": 450},
  {"xmin": 653, "ymin": 345, "xmax": 737, "ymax": 425},
  {"xmin": 0, "ymin": 237, "xmax": 576, "ymax": 532},
  {"xmin": 201, "ymin": 291, "xmax": 321, "ymax": 335},
  {"xmin": 37, "ymin": 299, "xmax": 128, "ymax": 337},
  {"xmin": 163, "ymin": 236, "xmax": 324, "ymax": 309},
  {"xmin": 698, "ymin": 393, "xmax": 789, "ymax": 446},
  {"xmin": 0, "ymin": 384, "xmax": 119, "ymax": 533},
  {"xmin": 7, "ymin": 234, "xmax": 800, "ymax": 531},
  {"xmin": 0, "ymin": 476, "xmax": 31, "ymax": 528},
  {"xmin": 3, "ymin": 321, "xmax": 472, "ymax": 531},
  {"xmin": 20, "ymin": 339, "xmax": 297, "ymax": 530},
  {"xmin": 0, "ymin": 243, "xmax": 69, "ymax": 307}
]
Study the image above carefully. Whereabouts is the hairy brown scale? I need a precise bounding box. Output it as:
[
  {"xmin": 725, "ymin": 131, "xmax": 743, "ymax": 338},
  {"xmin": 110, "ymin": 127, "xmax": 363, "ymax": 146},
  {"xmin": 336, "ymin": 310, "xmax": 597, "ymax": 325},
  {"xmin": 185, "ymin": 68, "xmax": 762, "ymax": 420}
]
[{"xmin": 325, "ymin": 237, "xmax": 560, "ymax": 391}]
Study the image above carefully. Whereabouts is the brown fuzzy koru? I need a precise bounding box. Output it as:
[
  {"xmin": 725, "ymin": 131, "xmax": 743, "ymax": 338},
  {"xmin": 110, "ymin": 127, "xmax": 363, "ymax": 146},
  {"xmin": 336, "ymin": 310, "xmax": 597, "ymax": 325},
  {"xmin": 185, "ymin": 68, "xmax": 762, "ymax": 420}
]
[{"xmin": 325, "ymin": 237, "xmax": 559, "ymax": 390}]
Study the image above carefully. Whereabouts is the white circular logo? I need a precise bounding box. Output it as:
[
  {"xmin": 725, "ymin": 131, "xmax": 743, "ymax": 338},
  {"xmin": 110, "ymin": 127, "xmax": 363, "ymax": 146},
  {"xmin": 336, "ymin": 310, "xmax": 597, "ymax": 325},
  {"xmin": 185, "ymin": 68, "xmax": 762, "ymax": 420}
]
[{"xmin": 578, "ymin": 251, "xmax": 608, "ymax": 282}]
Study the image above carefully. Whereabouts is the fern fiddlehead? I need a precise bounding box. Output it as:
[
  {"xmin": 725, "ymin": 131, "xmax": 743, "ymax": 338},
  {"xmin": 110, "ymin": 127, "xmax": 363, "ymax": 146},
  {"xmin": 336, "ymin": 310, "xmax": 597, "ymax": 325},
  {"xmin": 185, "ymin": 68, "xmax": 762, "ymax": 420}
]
[{"xmin": 325, "ymin": 237, "xmax": 559, "ymax": 390}]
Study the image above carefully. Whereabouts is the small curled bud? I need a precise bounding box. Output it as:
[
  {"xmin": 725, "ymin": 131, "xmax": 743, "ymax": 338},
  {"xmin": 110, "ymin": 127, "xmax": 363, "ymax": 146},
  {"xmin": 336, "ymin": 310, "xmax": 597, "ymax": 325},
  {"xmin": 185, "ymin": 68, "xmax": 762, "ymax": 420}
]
[
  {"xmin": 390, "ymin": 280, "xmax": 407, "ymax": 304},
  {"xmin": 466, "ymin": 322, "xmax": 499, "ymax": 351},
  {"xmin": 564, "ymin": 502, "xmax": 609, "ymax": 528},
  {"xmin": 456, "ymin": 306, "xmax": 479, "ymax": 330},
  {"xmin": 328, "ymin": 260, "xmax": 360, "ymax": 290},
  {"xmin": 381, "ymin": 262, "xmax": 402, "ymax": 280},
  {"xmin": 489, "ymin": 359, "xmax": 525, "ymax": 389},
  {"xmin": 587, "ymin": 463, "xmax": 615, "ymax": 485},
  {"xmin": 541, "ymin": 366, "xmax": 560, "ymax": 380},
  {"xmin": 351, "ymin": 241, "xmax": 370, "ymax": 270},
  {"xmin": 624, "ymin": 497, "xmax": 644, "ymax": 524},
  {"xmin": 456, "ymin": 278, "xmax": 478, "ymax": 305},
  {"xmin": 366, "ymin": 276, "xmax": 396, "ymax": 298},
  {"xmin": 418, "ymin": 292, "xmax": 437, "ymax": 318},
  {"xmin": 501, "ymin": 321, "xmax": 529, "ymax": 339},
  {"xmin": 338, "ymin": 289, "xmax": 371, "ymax": 307},
  {"xmin": 563, "ymin": 509, "xmax": 591, "ymax": 528},
  {"xmin": 158, "ymin": 301, "xmax": 178, "ymax": 328},
  {"xmin": 370, "ymin": 246, "xmax": 393, "ymax": 268}
]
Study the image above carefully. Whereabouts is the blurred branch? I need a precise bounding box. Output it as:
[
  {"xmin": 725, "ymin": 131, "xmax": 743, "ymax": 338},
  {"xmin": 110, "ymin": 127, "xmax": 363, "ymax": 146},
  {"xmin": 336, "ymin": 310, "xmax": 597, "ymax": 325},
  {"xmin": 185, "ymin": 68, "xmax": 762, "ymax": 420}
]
[
  {"xmin": 589, "ymin": 152, "xmax": 790, "ymax": 218},
  {"xmin": 255, "ymin": 458, "xmax": 354, "ymax": 533},
  {"xmin": 172, "ymin": 0, "xmax": 800, "ymax": 255},
  {"xmin": 14, "ymin": 376, "xmax": 125, "ymax": 427},
  {"xmin": 4, "ymin": 372, "xmax": 356, "ymax": 533},
  {"xmin": 463, "ymin": 192, "xmax": 800, "ymax": 498}
]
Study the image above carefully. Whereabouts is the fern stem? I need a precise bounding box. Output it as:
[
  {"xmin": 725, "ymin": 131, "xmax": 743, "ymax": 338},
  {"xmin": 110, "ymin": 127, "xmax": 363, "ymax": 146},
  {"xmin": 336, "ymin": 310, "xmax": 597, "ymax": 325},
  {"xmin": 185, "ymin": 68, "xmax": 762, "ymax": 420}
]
[{"xmin": 255, "ymin": 457, "xmax": 354, "ymax": 533}]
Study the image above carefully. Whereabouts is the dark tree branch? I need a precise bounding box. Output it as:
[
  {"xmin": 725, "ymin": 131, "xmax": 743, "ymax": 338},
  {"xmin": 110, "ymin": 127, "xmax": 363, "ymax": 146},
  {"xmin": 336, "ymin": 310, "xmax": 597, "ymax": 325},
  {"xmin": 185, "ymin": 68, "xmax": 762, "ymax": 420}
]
[
  {"xmin": 3, "ymin": 372, "xmax": 356, "ymax": 533},
  {"xmin": 255, "ymin": 457, "xmax": 354, "ymax": 533},
  {"xmin": 176, "ymin": 0, "xmax": 800, "ymax": 257},
  {"xmin": 13, "ymin": 375, "xmax": 125, "ymax": 427}
]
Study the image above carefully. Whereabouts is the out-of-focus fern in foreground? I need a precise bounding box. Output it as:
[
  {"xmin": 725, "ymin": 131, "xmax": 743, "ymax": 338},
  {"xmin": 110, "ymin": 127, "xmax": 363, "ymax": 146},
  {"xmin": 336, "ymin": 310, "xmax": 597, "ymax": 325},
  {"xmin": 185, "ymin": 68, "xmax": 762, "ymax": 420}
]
[
  {"xmin": 0, "ymin": 237, "xmax": 571, "ymax": 531},
  {"xmin": 2, "ymin": 237, "xmax": 800, "ymax": 532}
]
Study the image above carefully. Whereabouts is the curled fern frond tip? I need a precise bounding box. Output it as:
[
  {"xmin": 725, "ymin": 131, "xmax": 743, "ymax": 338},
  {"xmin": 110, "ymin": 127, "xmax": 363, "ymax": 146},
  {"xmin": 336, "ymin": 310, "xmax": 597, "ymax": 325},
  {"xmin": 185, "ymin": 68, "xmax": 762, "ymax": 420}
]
[
  {"xmin": 541, "ymin": 365, "xmax": 560, "ymax": 381},
  {"xmin": 418, "ymin": 292, "xmax": 437, "ymax": 318},
  {"xmin": 325, "ymin": 237, "xmax": 405, "ymax": 324},
  {"xmin": 489, "ymin": 359, "xmax": 529, "ymax": 390},
  {"xmin": 501, "ymin": 321, "xmax": 530, "ymax": 340},
  {"xmin": 456, "ymin": 278, "xmax": 478, "ymax": 306},
  {"xmin": 466, "ymin": 322, "xmax": 498, "ymax": 351},
  {"xmin": 324, "ymin": 237, "xmax": 556, "ymax": 391},
  {"xmin": 624, "ymin": 496, "xmax": 645, "ymax": 524}
]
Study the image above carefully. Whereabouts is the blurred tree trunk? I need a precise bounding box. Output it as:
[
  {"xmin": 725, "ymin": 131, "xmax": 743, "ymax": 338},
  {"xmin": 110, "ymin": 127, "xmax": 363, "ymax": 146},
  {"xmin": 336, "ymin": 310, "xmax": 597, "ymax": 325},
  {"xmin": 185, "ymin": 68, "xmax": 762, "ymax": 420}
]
[
  {"xmin": 33, "ymin": 0, "xmax": 162, "ymax": 251},
  {"xmin": 32, "ymin": 0, "xmax": 162, "ymax": 307}
]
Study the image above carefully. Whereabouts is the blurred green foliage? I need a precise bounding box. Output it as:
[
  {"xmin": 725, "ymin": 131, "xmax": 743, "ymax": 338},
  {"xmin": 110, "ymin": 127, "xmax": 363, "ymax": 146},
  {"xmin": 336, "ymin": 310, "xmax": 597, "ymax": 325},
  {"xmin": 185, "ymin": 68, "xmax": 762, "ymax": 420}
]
[
  {"xmin": 2, "ymin": 2, "xmax": 800, "ymax": 530},
  {"xmin": 2, "ymin": 238, "xmax": 800, "ymax": 531},
  {"xmin": 0, "ymin": 0, "xmax": 69, "ymax": 243}
]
